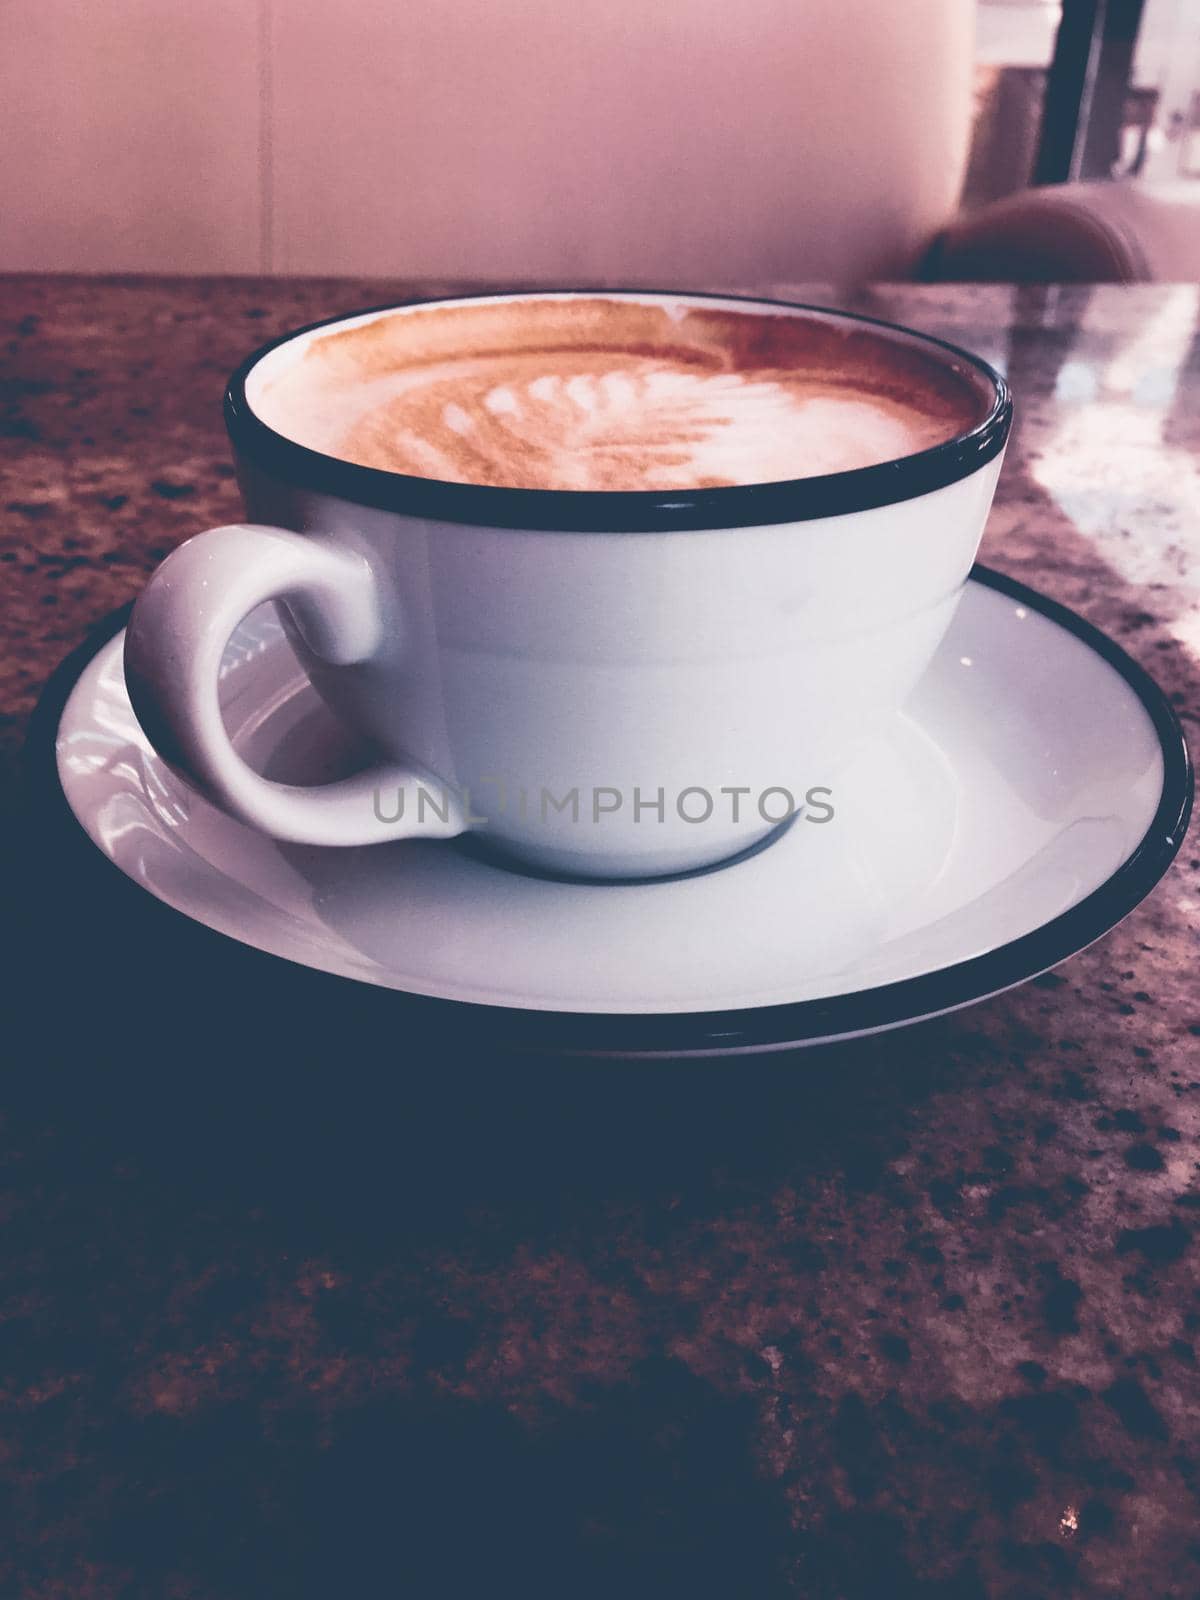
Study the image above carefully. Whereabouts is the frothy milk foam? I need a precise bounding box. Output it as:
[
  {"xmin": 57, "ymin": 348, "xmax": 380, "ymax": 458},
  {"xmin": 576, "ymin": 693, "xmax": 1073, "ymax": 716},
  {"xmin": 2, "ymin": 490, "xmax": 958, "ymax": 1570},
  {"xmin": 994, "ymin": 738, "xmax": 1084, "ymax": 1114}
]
[{"xmin": 248, "ymin": 296, "xmax": 988, "ymax": 493}]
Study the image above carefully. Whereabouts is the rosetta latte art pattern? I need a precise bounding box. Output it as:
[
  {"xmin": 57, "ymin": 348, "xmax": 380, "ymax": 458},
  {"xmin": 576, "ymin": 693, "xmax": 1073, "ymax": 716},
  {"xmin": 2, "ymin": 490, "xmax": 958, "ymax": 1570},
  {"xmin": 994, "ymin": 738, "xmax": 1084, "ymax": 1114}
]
[{"xmin": 250, "ymin": 296, "xmax": 988, "ymax": 492}]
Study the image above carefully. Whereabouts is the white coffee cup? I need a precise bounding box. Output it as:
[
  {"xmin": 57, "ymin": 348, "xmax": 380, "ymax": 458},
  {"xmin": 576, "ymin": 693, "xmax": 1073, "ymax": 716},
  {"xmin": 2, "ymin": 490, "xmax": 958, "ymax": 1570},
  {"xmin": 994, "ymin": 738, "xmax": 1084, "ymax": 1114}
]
[{"xmin": 124, "ymin": 290, "xmax": 1010, "ymax": 881}]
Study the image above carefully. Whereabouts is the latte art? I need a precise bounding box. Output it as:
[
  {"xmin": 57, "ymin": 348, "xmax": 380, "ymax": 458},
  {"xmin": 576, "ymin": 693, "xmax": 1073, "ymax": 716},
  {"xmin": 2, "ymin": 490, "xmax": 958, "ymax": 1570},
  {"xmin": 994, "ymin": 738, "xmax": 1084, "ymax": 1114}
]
[
  {"xmin": 249, "ymin": 296, "xmax": 989, "ymax": 492},
  {"xmin": 341, "ymin": 364, "xmax": 946, "ymax": 491}
]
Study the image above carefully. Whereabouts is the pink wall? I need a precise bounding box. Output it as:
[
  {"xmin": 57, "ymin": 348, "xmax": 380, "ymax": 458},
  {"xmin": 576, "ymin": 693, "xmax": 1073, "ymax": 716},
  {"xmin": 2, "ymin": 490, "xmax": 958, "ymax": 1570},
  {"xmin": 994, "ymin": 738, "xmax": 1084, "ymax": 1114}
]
[
  {"xmin": 2, "ymin": 0, "xmax": 974, "ymax": 283},
  {"xmin": 3, "ymin": 0, "xmax": 264, "ymax": 273}
]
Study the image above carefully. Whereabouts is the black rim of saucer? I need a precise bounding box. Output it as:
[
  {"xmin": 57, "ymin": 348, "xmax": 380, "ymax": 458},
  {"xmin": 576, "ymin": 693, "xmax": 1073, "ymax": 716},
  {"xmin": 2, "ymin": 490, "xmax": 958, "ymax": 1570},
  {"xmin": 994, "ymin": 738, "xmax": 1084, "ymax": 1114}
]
[
  {"xmin": 224, "ymin": 288, "xmax": 1013, "ymax": 532},
  {"xmin": 29, "ymin": 566, "xmax": 1192, "ymax": 1057}
]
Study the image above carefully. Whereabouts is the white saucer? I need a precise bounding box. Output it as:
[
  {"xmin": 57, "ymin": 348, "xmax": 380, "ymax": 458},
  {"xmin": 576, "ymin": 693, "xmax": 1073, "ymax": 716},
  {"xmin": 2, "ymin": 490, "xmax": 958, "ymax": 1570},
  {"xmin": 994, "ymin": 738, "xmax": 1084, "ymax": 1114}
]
[{"xmin": 53, "ymin": 568, "xmax": 1190, "ymax": 1057}]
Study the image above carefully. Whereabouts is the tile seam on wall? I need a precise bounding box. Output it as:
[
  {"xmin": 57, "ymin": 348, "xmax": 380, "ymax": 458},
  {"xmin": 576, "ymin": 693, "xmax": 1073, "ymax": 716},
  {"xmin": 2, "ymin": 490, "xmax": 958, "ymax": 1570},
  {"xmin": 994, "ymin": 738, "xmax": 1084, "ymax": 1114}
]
[{"xmin": 258, "ymin": 0, "xmax": 274, "ymax": 272}]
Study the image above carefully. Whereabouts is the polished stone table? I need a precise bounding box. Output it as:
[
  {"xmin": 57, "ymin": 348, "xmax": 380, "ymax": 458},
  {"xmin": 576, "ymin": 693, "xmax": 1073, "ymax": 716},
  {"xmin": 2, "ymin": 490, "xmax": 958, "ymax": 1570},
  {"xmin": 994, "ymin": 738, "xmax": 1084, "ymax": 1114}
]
[{"xmin": 1, "ymin": 278, "xmax": 1198, "ymax": 1598}]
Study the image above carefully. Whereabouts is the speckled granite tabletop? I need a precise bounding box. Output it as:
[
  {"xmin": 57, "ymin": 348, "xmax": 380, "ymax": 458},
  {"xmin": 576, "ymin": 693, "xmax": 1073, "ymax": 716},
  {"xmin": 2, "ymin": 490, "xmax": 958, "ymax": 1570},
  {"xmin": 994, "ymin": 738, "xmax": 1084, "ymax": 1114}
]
[{"xmin": 1, "ymin": 277, "xmax": 1199, "ymax": 1599}]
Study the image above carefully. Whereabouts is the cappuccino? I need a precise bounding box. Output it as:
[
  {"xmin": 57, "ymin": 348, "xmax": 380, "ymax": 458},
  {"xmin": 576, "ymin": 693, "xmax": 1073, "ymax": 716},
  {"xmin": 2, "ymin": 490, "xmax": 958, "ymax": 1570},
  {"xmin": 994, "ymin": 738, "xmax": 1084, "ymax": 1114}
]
[
  {"xmin": 124, "ymin": 291, "xmax": 1009, "ymax": 874},
  {"xmin": 250, "ymin": 295, "xmax": 988, "ymax": 493}
]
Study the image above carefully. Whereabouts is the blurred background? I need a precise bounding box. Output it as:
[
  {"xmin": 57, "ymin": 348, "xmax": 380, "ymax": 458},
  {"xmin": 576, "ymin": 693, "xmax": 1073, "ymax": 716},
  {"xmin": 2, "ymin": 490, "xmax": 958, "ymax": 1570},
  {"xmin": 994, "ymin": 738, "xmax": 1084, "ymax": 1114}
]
[{"xmin": 2, "ymin": 0, "xmax": 1200, "ymax": 284}]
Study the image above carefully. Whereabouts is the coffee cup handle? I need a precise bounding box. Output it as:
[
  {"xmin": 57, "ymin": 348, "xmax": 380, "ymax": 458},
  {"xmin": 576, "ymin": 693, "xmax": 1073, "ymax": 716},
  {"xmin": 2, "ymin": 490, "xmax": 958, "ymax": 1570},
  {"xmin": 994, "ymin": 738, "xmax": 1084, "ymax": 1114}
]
[{"xmin": 123, "ymin": 523, "xmax": 468, "ymax": 846}]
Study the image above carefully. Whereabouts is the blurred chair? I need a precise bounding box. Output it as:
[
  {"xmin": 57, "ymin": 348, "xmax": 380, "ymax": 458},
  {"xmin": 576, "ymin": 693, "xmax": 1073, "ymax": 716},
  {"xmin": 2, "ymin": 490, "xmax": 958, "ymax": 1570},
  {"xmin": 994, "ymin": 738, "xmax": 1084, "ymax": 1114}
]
[{"xmin": 931, "ymin": 178, "xmax": 1200, "ymax": 282}]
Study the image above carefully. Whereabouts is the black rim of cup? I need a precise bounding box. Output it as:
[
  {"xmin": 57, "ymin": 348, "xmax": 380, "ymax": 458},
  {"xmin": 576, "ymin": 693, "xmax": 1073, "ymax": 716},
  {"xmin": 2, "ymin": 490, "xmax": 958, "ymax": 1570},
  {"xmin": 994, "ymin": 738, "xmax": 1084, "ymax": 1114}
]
[{"xmin": 223, "ymin": 288, "xmax": 1014, "ymax": 533}]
